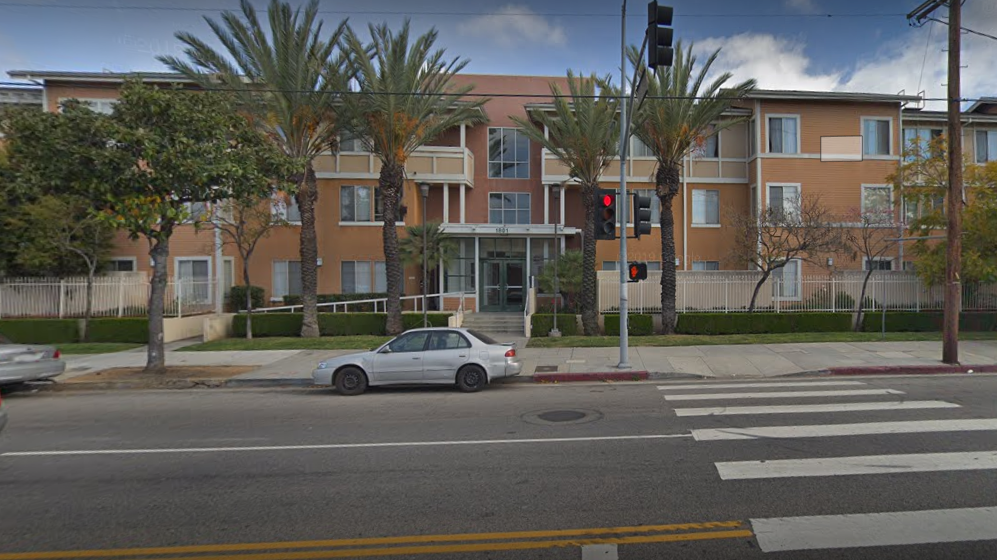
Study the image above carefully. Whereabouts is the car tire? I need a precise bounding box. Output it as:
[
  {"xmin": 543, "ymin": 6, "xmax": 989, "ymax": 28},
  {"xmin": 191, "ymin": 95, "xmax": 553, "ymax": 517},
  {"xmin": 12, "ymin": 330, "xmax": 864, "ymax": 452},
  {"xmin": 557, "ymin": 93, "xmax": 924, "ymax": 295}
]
[
  {"xmin": 335, "ymin": 367, "xmax": 368, "ymax": 396},
  {"xmin": 456, "ymin": 365, "xmax": 487, "ymax": 393}
]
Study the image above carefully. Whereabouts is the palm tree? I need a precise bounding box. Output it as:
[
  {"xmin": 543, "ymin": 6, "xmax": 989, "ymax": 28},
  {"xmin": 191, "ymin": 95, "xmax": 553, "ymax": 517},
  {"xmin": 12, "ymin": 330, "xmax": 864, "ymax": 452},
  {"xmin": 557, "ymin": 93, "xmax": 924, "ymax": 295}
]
[
  {"xmin": 341, "ymin": 21, "xmax": 486, "ymax": 335},
  {"xmin": 399, "ymin": 222, "xmax": 457, "ymax": 301},
  {"xmin": 629, "ymin": 42, "xmax": 755, "ymax": 334},
  {"xmin": 510, "ymin": 71, "xmax": 619, "ymax": 335},
  {"xmin": 159, "ymin": 0, "xmax": 349, "ymax": 338}
]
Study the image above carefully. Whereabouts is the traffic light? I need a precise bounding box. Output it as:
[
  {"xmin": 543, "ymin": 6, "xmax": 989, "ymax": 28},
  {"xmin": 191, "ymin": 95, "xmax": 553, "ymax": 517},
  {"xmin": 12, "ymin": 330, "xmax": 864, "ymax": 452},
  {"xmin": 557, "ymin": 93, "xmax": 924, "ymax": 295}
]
[
  {"xmin": 634, "ymin": 193, "xmax": 652, "ymax": 239},
  {"xmin": 647, "ymin": 2, "xmax": 674, "ymax": 70},
  {"xmin": 595, "ymin": 188, "xmax": 617, "ymax": 241},
  {"xmin": 628, "ymin": 262, "xmax": 648, "ymax": 282}
]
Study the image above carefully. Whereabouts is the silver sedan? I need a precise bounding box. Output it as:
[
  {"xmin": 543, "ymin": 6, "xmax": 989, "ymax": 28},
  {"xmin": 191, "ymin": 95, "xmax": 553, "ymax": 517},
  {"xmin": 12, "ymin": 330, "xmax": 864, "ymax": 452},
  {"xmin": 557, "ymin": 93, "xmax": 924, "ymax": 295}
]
[
  {"xmin": 312, "ymin": 327, "xmax": 522, "ymax": 395},
  {"xmin": 0, "ymin": 334, "xmax": 66, "ymax": 386}
]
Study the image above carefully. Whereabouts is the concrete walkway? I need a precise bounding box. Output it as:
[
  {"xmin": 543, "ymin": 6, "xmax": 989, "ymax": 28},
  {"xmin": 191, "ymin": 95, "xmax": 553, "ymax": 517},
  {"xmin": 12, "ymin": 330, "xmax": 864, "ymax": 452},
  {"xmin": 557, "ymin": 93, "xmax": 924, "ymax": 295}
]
[{"xmin": 53, "ymin": 339, "xmax": 997, "ymax": 382}]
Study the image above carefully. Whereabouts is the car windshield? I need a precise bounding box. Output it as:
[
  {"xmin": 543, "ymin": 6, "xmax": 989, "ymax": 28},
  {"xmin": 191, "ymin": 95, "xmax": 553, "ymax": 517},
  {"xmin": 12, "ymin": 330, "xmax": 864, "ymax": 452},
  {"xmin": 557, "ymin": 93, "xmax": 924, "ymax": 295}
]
[{"xmin": 466, "ymin": 329, "xmax": 499, "ymax": 345}]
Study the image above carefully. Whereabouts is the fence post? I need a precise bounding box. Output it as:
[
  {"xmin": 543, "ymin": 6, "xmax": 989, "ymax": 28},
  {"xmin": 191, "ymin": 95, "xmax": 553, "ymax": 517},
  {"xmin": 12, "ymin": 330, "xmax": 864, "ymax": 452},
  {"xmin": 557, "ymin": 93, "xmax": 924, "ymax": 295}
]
[
  {"xmin": 831, "ymin": 276, "xmax": 836, "ymax": 313},
  {"xmin": 58, "ymin": 280, "xmax": 66, "ymax": 318},
  {"xmin": 724, "ymin": 279, "xmax": 729, "ymax": 313},
  {"xmin": 117, "ymin": 278, "xmax": 125, "ymax": 318},
  {"xmin": 177, "ymin": 280, "xmax": 183, "ymax": 319},
  {"xmin": 775, "ymin": 279, "xmax": 780, "ymax": 313}
]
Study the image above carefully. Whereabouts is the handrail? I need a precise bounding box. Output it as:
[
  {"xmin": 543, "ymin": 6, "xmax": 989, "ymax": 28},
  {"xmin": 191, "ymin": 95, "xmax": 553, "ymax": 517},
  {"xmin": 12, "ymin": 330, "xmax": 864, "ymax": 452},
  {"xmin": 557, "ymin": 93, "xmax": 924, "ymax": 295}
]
[{"xmin": 244, "ymin": 292, "xmax": 467, "ymax": 314}]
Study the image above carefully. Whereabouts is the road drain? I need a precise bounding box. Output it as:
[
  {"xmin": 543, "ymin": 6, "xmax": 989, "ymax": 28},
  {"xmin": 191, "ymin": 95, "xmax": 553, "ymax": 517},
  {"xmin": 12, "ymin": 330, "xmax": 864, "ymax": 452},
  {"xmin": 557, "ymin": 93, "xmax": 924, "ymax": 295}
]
[{"xmin": 522, "ymin": 409, "xmax": 603, "ymax": 426}]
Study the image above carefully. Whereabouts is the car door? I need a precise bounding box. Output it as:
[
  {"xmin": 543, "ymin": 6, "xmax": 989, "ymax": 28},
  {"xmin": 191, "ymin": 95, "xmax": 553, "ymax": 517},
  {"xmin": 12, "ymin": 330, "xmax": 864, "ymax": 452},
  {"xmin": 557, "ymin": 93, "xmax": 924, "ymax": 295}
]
[
  {"xmin": 370, "ymin": 331, "xmax": 430, "ymax": 383},
  {"xmin": 422, "ymin": 331, "xmax": 472, "ymax": 381}
]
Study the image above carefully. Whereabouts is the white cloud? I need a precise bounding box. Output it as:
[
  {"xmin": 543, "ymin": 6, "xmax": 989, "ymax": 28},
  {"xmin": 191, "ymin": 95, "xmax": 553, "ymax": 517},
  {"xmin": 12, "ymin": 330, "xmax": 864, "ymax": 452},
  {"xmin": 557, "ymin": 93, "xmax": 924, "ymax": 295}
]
[
  {"xmin": 695, "ymin": 33, "xmax": 842, "ymax": 91},
  {"xmin": 457, "ymin": 4, "xmax": 567, "ymax": 48},
  {"xmin": 784, "ymin": 0, "xmax": 820, "ymax": 15}
]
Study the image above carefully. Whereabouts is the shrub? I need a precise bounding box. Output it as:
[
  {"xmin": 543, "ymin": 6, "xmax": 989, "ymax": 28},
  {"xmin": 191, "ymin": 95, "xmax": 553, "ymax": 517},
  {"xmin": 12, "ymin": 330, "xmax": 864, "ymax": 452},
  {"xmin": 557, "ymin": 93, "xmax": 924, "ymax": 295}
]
[
  {"xmin": 0, "ymin": 319, "xmax": 79, "ymax": 344},
  {"xmin": 228, "ymin": 286, "xmax": 265, "ymax": 312},
  {"xmin": 531, "ymin": 314, "xmax": 578, "ymax": 337},
  {"xmin": 862, "ymin": 312, "xmax": 997, "ymax": 332},
  {"xmin": 676, "ymin": 313, "xmax": 852, "ymax": 335},
  {"xmin": 233, "ymin": 312, "xmax": 451, "ymax": 337},
  {"xmin": 282, "ymin": 293, "xmax": 388, "ymax": 312},
  {"xmin": 233, "ymin": 313, "xmax": 303, "ymax": 337},
  {"xmin": 87, "ymin": 318, "xmax": 149, "ymax": 343},
  {"xmin": 401, "ymin": 313, "xmax": 450, "ymax": 330},
  {"xmin": 603, "ymin": 314, "xmax": 654, "ymax": 336}
]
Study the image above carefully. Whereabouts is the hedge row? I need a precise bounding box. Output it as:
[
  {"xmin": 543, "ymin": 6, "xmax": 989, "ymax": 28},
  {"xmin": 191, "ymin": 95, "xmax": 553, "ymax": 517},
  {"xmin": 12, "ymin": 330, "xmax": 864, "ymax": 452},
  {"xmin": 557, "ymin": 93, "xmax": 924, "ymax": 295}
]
[
  {"xmin": 531, "ymin": 314, "xmax": 579, "ymax": 337},
  {"xmin": 603, "ymin": 314, "xmax": 654, "ymax": 336},
  {"xmin": 233, "ymin": 312, "xmax": 451, "ymax": 337},
  {"xmin": 862, "ymin": 312, "xmax": 997, "ymax": 332},
  {"xmin": 676, "ymin": 313, "xmax": 853, "ymax": 335},
  {"xmin": 0, "ymin": 318, "xmax": 149, "ymax": 344}
]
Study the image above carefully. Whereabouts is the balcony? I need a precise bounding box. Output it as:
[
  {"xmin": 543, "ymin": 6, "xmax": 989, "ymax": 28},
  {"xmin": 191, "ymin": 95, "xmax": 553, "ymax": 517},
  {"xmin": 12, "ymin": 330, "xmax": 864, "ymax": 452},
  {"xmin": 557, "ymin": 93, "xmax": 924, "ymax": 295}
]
[
  {"xmin": 541, "ymin": 150, "xmax": 657, "ymax": 184},
  {"xmin": 314, "ymin": 146, "xmax": 475, "ymax": 186}
]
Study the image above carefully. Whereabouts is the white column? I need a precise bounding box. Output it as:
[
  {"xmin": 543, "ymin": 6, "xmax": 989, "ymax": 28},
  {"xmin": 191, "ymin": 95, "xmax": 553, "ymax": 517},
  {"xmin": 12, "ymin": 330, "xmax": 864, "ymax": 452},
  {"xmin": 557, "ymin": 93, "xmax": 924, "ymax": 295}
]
[
  {"xmin": 473, "ymin": 236, "xmax": 480, "ymax": 312},
  {"xmin": 460, "ymin": 184, "xmax": 466, "ymax": 224},
  {"xmin": 544, "ymin": 185, "xmax": 550, "ymax": 225},
  {"xmin": 214, "ymin": 224, "xmax": 224, "ymax": 313},
  {"xmin": 559, "ymin": 188, "xmax": 565, "ymax": 226},
  {"xmin": 443, "ymin": 183, "xmax": 450, "ymax": 224}
]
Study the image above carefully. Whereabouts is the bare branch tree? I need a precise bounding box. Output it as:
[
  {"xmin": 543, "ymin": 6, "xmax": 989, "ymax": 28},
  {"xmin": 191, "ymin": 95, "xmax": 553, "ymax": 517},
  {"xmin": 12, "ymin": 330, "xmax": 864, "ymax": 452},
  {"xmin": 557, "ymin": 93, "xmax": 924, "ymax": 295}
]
[
  {"xmin": 843, "ymin": 207, "xmax": 897, "ymax": 331},
  {"xmin": 728, "ymin": 193, "xmax": 843, "ymax": 312}
]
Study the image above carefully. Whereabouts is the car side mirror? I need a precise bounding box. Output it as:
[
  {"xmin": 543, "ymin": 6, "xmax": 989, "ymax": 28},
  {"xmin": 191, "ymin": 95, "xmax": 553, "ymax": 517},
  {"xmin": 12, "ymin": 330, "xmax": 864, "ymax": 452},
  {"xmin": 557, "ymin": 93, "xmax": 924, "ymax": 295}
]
[{"xmin": 379, "ymin": 346, "xmax": 393, "ymax": 354}]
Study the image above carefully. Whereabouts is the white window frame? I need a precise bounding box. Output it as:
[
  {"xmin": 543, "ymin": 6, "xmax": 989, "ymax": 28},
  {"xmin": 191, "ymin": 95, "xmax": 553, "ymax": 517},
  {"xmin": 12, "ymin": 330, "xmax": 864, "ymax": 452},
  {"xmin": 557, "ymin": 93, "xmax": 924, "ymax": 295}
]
[
  {"xmin": 338, "ymin": 131, "xmax": 366, "ymax": 153},
  {"xmin": 765, "ymin": 182, "xmax": 802, "ymax": 219},
  {"xmin": 630, "ymin": 136, "xmax": 655, "ymax": 158},
  {"xmin": 861, "ymin": 116, "xmax": 893, "ymax": 157},
  {"xmin": 174, "ymin": 256, "xmax": 213, "ymax": 304},
  {"xmin": 691, "ymin": 126, "xmax": 720, "ymax": 160},
  {"xmin": 692, "ymin": 261, "xmax": 720, "ymax": 271},
  {"xmin": 863, "ymin": 257, "xmax": 894, "ymax": 271},
  {"xmin": 340, "ymin": 260, "xmax": 385, "ymax": 294},
  {"xmin": 57, "ymin": 97, "xmax": 117, "ymax": 114},
  {"xmin": 861, "ymin": 184, "xmax": 894, "ymax": 223},
  {"xmin": 765, "ymin": 114, "xmax": 801, "ymax": 155},
  {"xmin": 222, "ymin": 257, "xmax": 235, "ymax": 296},
  {"xmin": 488, "ymin": 192, "xmax": 531, "ymax": 225},
  {"xmin": 691, "ymin": 189, "xmax": 721, "ymax": 227},
  {"xmin": 339, "ymin": 185, "xmax": 387, "ymax": 225},
  {"xmin": 107, "ymin": 257, "xmax": 137, "ymax": 273},
  {"xmin": 487, "ymin": 127, "xmax": 530, "ymax": 179},
  {"xmin": 182, "ymin": 201, "xmax": 211, "ymax": 224},
  {"xmin": 975, "ymin": 129, "xmax": 997, "ymax": 164},
  {"xmin": 271, "ymin": 259, "xmax": 302, "ymax": 302},
  {"xmin": 271, "ymin": 194, "xmax": 301, "ymax": 224},
  {"xmin": 772, "ymin": 259, "xmax": 802, "ymax": 301}
]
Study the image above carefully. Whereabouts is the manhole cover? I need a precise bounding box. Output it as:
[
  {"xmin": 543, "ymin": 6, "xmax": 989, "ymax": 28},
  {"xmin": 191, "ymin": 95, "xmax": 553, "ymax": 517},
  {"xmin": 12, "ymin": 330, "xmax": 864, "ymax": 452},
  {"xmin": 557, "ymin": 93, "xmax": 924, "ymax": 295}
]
[
  {"xmin": 538, "ymin": 410, "xmax": 586, "ymax": 422},
  {"xmin": 534, "ymin": 365, "xmax": 558, "ymax": 373},
  {"xmin": 521, "ymin": 408, "xmax": 603, "ymax": 426}
]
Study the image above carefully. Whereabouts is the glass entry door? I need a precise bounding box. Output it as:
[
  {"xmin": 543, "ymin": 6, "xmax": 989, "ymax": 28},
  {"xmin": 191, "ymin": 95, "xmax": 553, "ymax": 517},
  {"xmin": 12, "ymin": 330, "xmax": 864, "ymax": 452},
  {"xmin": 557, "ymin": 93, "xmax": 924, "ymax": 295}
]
[{"xmin": 481, "ymin": 260, "xmax": 525, "ymax": 312}]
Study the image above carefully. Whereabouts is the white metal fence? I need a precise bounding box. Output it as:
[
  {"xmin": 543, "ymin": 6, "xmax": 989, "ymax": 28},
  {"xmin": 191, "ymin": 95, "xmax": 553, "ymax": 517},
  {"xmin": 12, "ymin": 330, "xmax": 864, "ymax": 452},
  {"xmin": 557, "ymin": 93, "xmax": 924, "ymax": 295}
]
[
  {"xmin": 598, "ymin": 271, "xmax": 997, "ymax": 314},
  {"xmin": 0, "ymin": 275, "xmax": 218, "ymax": 319}
]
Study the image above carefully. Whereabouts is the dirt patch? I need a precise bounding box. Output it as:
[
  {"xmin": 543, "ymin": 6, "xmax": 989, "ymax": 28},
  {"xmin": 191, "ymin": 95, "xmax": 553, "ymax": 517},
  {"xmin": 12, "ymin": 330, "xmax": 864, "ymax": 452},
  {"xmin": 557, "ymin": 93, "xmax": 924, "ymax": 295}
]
[{"xmin": 66, "ymin": 366, "xmax": 256, "ymax": 384}]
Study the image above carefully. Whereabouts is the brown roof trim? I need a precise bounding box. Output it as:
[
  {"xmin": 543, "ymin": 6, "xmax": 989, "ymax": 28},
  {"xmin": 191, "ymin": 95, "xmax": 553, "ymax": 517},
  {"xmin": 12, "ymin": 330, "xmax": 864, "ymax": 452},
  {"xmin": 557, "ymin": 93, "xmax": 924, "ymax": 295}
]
[
  {"xmin": 746, "ymin": 89, "xmax": 920, "ymax": 103},
  {"xmin": 8, "ymin": 70, "xmax": 193, "ymax": 83}
]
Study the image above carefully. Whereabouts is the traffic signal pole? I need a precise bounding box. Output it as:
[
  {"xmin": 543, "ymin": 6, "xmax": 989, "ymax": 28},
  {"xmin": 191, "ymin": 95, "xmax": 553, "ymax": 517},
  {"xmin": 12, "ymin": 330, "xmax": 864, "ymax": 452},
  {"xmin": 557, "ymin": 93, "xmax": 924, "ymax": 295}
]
[{"xmin": 618, "ymin": 0, "xmax": 631, "ymax": 369}]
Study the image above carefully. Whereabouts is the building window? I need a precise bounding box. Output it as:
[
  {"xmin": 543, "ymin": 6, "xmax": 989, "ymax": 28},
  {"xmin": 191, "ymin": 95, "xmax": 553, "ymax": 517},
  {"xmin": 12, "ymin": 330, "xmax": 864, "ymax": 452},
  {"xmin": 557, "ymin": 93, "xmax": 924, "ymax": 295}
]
[
  {"xmin": 976, "ymin": 130, "xmax": 997, "ymax": 163},
  {"xmin": 374, "ymin": 262, "xmax": 386, "ymax": 293},
  {"xmin": 340, "ymin": 186, "xmax": 383, "ymax": 222},
  {"xmin": 489, "ymin": 192, "xmax": 530, "ymax": 224},
  {"xmin": 862, "ymin": 118, "xmax": 891, "ymax": 156},
  {"xmin": 340, "ymin": 261, "xmax": 386, "ymax": 294},
  {"xmin": 107, "ymin": 258, "xmax": 136, "ymax": 272},
  {"xmin": 692, "ymin": 261, "xmax": 720, "ymax": 271},
  {"xmin": 772, "ymin": 259, "xmax": 801, "ymax": 299},
  {"xmin": 631, "ymin": 136, "xmax": 654, "ymax": 158},
  {"xmin": 602, "ymin": 261, "xmax": 618, "ymax": 271},
  {"xmin": 338, "ymin": 131, "xmax": 366, "ymax": 152},
  {"xmin": 903, "ymin": 127, "xmax": 943, "ymax": 160},
  {"xmin": 903, "ymin": 261, "xmax": 917, "ymax": 272},
  {"xmin": 176, "ymin": 257, "xmax": 212, "ymax": 304},
  {"xmin": 864, "ymin": 258, "xmax": 893, "ymax": 271},
  {"xmin": 903, "ymin": 194, "xmax": 945, "ymax": 222},
  {"xmin": 693, "ymin": 126, "xmax": 719, "ymax": 158},
  {"xmin": 183, "ymin": 201, "xmax": 211, "ymax": 223},
  {"xmin": 446, "ymin": 238, "xmax": 476, "ymax": 293},
  {"xmin": 692, "ymin": 189, "xmax": 720, "ymax": 225},
  {"xmin": 768, "ymin": 184, "xmax": 800, "ymax": 220},
  {"xmin": 58, "ymin": 97, "xmax": 117, "ymax": 115},
  {"xmin": 488, "ymin": 128, "xmax": 529, "ymax": 179},
  {"xmin": 272, "ymin": 260, "xmax": 302, "ymax": 300},
  {"xmin": 634, "ymin": 189, "xmax": 660, "ymax": 224},
  {"xmin": 861, "ymin": 185, "xmax": 893, "ymax": 221},
  {"xmin": 272, "ymin": 194, "xmax": 301, "ymax": 223},
  {"xmin": 768, "ymin": 116, "xmax": 799, "ymax": 154}
]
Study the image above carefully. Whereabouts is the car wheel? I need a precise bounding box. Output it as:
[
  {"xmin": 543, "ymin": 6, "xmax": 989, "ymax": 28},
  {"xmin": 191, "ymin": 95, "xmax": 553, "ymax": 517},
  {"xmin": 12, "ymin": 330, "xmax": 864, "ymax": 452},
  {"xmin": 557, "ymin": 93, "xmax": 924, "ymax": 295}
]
[
  {"xmin": 456, "ymin": 365, "xmax": 487, "ymax": 393},
  {"xmin": 335, "ymin": 367, "xmax": 368, "ymax": 396}
]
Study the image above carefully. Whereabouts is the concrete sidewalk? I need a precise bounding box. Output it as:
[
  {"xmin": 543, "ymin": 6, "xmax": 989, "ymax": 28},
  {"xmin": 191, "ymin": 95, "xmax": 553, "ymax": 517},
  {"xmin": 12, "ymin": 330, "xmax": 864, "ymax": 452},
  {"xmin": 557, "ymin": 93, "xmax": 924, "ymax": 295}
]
[{"xmin": 52, "ymin": 339, "xmax": 997, "ymax": 385}]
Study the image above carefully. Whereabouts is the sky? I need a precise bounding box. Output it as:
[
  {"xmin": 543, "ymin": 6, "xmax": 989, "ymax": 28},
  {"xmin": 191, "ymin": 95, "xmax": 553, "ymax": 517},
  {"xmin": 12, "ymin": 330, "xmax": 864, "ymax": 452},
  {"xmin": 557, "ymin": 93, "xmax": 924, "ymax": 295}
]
[{"xmin": 1, "ymin": 0, "xmax": 995, "ymax": 110}]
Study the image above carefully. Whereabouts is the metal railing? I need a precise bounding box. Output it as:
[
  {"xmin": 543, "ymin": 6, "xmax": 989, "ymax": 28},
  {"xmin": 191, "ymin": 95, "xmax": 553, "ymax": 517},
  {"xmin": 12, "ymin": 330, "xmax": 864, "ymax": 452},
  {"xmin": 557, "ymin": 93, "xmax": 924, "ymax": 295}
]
[{"xmin": 249, "ymin": 292, "xmax": 467, "ymax": 314}]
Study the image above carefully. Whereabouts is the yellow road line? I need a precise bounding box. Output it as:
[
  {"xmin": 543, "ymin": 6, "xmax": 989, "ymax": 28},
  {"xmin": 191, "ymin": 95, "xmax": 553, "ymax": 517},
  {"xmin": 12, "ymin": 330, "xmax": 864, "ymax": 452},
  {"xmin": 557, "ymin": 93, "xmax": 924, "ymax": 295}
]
[
  {"xmin": 145, "ymin": 530, "xmax": 755, "ymax": 560},
  {"xmin": 0, "ymin": 521, "xmax": 746, "ymax": 560}
]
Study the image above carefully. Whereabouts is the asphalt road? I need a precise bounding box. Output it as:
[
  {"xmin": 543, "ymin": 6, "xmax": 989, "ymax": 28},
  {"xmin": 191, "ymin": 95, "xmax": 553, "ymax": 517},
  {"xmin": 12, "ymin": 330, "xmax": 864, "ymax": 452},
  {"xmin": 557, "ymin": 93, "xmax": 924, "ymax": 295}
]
[{"xmin": 2, "ymin": 374, "xmax": 997, "ymax": 559}]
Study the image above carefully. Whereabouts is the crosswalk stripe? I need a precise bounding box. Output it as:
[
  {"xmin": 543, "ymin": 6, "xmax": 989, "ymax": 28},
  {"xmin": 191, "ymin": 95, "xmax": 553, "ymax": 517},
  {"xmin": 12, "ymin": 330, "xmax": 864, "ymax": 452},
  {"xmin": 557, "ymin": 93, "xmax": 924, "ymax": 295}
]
[
  {"xmin": 657, "ymin": 381, "xmax": 866, "ymax": 391},
  {"xmin": 673, "ymin": 401, "xmax": 960, "ymax": 416},
  {"xmin": 751, "ymin": 506, "xmax": 997, "ymax": 552},
  {"xmin": 716, "ymin": 451, "xmax": 997, "ymax": 480},
  {"xmin": 664, "ymin": 389, "xmax": 904, "ymax": 401},
  {"xmin": 693, "ymin": 419, "xmax": 997, "ymax": 441}
]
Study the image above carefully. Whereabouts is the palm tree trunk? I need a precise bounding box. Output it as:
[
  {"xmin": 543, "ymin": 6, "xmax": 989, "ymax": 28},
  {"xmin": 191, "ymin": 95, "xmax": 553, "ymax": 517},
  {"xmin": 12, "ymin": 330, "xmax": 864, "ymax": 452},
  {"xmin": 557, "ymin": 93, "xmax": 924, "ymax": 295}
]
[
  {"xmin": 145, "ymin": 232, "xmax": 171, "ymax": 374},
  {"xmin": 381, "ymin": 161, "xmax": 405, "ymax": 335},
  {"xmin": 297, "ymin": 163, "xmax": 320, "ymax": 338},
  {"xmin": 580, "ymin": 182, "xmax": 599, "ymax": 335},
  {"xmin": 656, "ymin": 163, "xmax": 681, "ymax": 334}
]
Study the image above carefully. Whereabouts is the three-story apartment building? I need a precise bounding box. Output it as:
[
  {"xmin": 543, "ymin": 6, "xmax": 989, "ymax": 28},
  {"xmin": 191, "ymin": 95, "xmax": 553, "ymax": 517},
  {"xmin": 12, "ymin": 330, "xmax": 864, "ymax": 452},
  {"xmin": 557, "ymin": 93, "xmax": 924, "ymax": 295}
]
[{"xmin": 8, "ymin": 69, "xmax": 996, "ymax": 313}]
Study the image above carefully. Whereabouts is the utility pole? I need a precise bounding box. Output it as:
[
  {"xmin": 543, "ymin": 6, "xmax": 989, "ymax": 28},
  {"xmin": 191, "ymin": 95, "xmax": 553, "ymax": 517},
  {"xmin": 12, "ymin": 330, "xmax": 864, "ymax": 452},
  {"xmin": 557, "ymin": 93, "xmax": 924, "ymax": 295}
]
[
  {"xmin": 618, "ymin": 0, "xmax": 631, "ymax": 369},
  {"xmin": 907, "ymin": 0, "xmax": 961, "ymax": 364}
]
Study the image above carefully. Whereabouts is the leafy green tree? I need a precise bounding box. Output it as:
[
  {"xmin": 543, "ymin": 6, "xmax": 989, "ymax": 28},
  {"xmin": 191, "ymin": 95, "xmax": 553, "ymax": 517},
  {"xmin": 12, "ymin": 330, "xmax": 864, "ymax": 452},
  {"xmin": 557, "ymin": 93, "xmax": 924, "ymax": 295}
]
[
  {"xmin": 536, "ymin": 250, "xmax": 583, "ymax": 312},
  {"xmin": 95, "ymin": 82, "xmax": 290, "ymax": 373},
  {"xmin": 399, "ymin": 222, "xmax": 457, "ymax": 302},
  {"xmin": 160, "ymin": 0, "xmax": 350, "ymax": 338},
  {"xmin": 510, "ymin": 71, "xmax": 619, "ymax": 335},
  {"xmin": 628, "ymin": 42, "xmax": 755, "ymax": 333},
  {"xmin": 341, "ymin": 20, "xmax": 487, "ymax": 334}
]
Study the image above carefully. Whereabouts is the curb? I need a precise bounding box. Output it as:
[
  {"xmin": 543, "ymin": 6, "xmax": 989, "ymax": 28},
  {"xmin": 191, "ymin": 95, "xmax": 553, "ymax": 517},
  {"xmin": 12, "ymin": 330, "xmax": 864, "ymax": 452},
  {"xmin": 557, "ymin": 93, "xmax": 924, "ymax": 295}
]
[
  {"xmin": 828, "ymin": 364, "xmax": 997, "ymax": 376},
  {"xmin": 36, "ymin": 378, "xmax": 317, "ymax": 392},
  {"xmin": 533, "ymin": 371, "xmax": 650, "ymax": 383}
]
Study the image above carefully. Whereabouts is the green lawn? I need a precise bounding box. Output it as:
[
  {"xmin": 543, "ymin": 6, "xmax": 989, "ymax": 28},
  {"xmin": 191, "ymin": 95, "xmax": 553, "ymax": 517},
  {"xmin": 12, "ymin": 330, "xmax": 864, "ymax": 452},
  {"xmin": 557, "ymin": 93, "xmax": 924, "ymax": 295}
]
[
  {"xmin": 56, "ymin": 343, "xmax": 143, "ymax": 355},
  {"xmin": 179, "ymin": 336, "xmax": 392, "ymax": 352},
  {"xmin": 527, "ymin": 331, "xmax": 997, "ymax": 348}
]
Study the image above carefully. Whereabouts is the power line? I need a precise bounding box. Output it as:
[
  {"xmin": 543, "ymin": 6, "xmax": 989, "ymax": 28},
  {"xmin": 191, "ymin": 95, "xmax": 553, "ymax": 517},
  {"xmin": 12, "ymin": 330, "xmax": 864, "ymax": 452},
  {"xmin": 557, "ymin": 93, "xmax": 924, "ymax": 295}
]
[
  {"xmin": 925, "ymin": 16, "xmax": 997, "ymax": 42},
  {"xmin": 0, "ymin": 2, "xmax": 908, "ymax": 18},
  {"xmin": 916, "ymin": 19, "xmax": 935, "ymax": 95}
]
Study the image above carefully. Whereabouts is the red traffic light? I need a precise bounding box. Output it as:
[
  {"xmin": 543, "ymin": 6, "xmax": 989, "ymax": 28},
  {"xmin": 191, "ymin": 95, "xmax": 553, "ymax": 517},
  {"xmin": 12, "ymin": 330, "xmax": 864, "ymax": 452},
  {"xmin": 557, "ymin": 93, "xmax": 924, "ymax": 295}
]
[
  {"xmin": 629, "ymin": 265, "xmax": 639, "ymax": 279},
  {"xmin": 602, "ymin": 194, "xmax": 613, "ymax": 207}
]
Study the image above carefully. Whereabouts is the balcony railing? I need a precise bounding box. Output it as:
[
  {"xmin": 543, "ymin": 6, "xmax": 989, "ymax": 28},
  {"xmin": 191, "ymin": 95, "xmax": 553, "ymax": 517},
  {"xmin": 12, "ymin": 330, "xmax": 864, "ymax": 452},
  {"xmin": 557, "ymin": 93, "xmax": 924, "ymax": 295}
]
[{"xmin": 314, "ymin": 146, "xmax": 474, "ymax": 186}]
